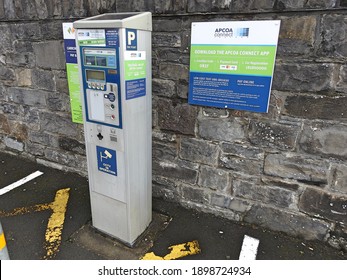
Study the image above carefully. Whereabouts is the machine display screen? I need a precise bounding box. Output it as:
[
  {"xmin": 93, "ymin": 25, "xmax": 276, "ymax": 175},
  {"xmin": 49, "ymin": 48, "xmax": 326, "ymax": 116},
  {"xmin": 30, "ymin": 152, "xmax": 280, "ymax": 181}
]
[
  {"xmin": 86, "ymin": 70, "xmax": 105, "ymax": 82},
  {"xmin": 83, "ymin": 48, "xmax": 117, "ymax": 68}
]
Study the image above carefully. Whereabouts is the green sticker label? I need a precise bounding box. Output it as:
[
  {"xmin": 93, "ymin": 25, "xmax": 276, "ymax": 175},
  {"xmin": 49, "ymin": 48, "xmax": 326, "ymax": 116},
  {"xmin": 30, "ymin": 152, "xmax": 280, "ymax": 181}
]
[
  {"xmin": 190, "ymin": 45, "xmax": 277, "ymax": 77},
  {"xmin": 66, "ymin": 63, "xmax": 83, "ymax": 124}
]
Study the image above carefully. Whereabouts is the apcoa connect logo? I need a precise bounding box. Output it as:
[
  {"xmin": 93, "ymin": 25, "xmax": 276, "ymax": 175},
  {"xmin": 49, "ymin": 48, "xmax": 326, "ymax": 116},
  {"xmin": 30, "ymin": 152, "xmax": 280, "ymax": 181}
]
[{"xmin": 214, "ymin": 27, "xmax": 249, "ymax": 38}]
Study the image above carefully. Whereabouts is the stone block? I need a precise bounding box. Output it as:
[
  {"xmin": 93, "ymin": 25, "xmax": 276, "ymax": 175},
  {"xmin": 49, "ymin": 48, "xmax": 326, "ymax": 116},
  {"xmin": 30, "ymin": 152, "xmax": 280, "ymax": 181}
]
[
  {"xmin": 152, "ymin": 78, "xmax": 176, "ymax": 97},
  {"xmin": 86, "ymin": 0, "xmax": 117, "ymax": 16},
  {"xmin": 284, "ymin": 95, "xmax": 347, "ymax": 120},
  {"xmin": 231, "ymin": 0, "xmax": 274, "ymax": 11},
  {"xmin": 202, "ymin": 108, "xmax": 229, "ymax": 118},
  {"xmin": 248, "ymin": 120, "xmax": 300, "ymax": 151},
  {"xmin": 0, "ymin": 25, "xmax": 11, "ymax": 52},
  {"xmin": 278, "ymin": 16, "xmax": 317, "ymax": 56},
  {"xmin": 116, "ymin": 0, "xmax": 153, "ymax": 12},
  {"xmin": 299, "ymin": 122, "xmax": 347, "ymax": 160},
  {"xmin": 152, "ymin": 182, "xmax": 180, "ymax": 201},
  {"xmin": 115, "ymin": 0, "xmax": 130, "ymax": 11},
  {"xmin": 170, "ymin": 0, "xmax": 187, "ymax": 13},
  {"xmin": 13, "ymin": 39, "xmax": 34, "ymax": 53},
  {"xmin": 198, "ymin": 165, "xmax": 230, "ymax": 192},
  {"xmin": 153, "ymin": 159, "xmax": 198, "ymax": 184},
  {"xmin": 299, "ymin": 188, "xmax": 347, "ymax": 224},
  {"xmin": 233, "ymin": 179, "xmax": 297, "ymax": 209},
  {"xmin": 152, "ymin": 130, "xmax": 177, "ymax": 143},
  {"xmin": 188, "ymin": 0, "xmax": 212, "ymax": 12},
  {"xmin": 0, "ymin": 0, "xmax": 4, "ymax": 18},
  {"xmin": 274, "ymin": 0, "xmax": 305, "ymax": 10},
  {"xmin": 211, "ymin": 0, "xmax": 233, "ymax": 11},
  {"xmin": 7, "ymin": 87, "xmax": 47, "ymax": 108},
  {"xmin": 219, "ymin": 155, "xmax": 263, "ymax": 176},
  {"xmin": 153, "ymin": 33, "xmax": 181, "ymax": 48},
  {"xmin": 156, "ymin": 49, "xmax": 185, "ymax": 63},
  {"xmin": 34, "ymin": 0, "xmax": 49, "ymax": 19},
  {"xmin": 15, "ymin": 68, "xmax": 32, "ymax": 87},
  {"xmin": 47, "ymin": 93, "xmax": 67, "ymax": 112},
  {"xmin": 221, "ymin": 142, "xmax": 264, "ymax": 160},
  {"xmin": 29, "ymin": 131, "xmax": 51, "ymax": 145},
  {"xmin": 328, "ymin": 223, "xmax": 347, "ymax": 252},
  {"xmin": 181, "ymin": 185, "xmax": 209, "ymax": 204},
  {"xmin": 211, "ymin": 194, "xmax": 251, "ymax": 213},
  {"xmin": 153, "ymin": 19, "xmax": 183, "ymax": 32},
  {"xmin": 159, "ymin": 63, "xmax": 189, "ymax": 81},
  {"xmin": 11, "ymin": 22, "xmax": 41, "ymax": 40},
  {"xmin": 4, "ymin": 137, "xmax": 24, "ymax": 152},
  {"xmin": 261, "ymin": 176, "xmax": 300, "ymax": 191},
  {"xmin": 157, "ymin": 98, "xmax": 197, "ymax": 135},
  {"xmin": 0, "ymin": 66, "xmax": 15, "ymax": 83},
  {"xmin": 54, "ymin": 71, "xmax": 69, "ymax": 94},
  {"xmin": 153, "ymin": 141, "xmax": 177, "ymax": 161},
  {"xmin": 177, "ymin": 80, "xmax": 188, "ymax": 99},
  {"xmin": 40, "ymin": 21, "xmax": 65, "ymax": 40},
  {"xmin": 0, "ymin": 103, "xmax": 20, "ymax": 120},
  {"xmin": 58, "ymin": 136, "xmax": 85, "ymax": 155},
  {"xmin": 0, "ymin": 114, "xmax": 11, "ymax": 134},
  {"xmin": 329, "ymin": 164, "xmax": 347, "ymax": 194},
  {"xmin": 180, "ymin": 137, "xmax": 219, "ymax": 165},
  {"xmin": 153, "ymin": 175, "xmax": 178, "ymax": 190},
  {"xmin": 306, "ymin": 0, "xmax": 337, "ymax": 8},
  {"xmin": 32, "ymin": 69, "xmax": 55, "ymax": 91},
  {"xmin": 152, "ymin": 1, "xmax": 172, "ymax": 13},
  {"xmin": 6, "ymin": 52, "xmax": 35, "ymax": 68},
  {"xmin": 264, "ymin": 153, "xmax": 329, "ymax": 184},
  {"xmin": 33, "ymin": 41, "xmax": 66, "ymax": 70},
  {"xmin": 198, "ymin": 118, "xmax": 246, "ymax": 142},
  {"xmin": 26, "ymin": 142, "xmax": 45, "ymax": 156},
  {"xmin": 4, "ymin": 0, "xmax": 19, "ymax": 19},
  {"xmin": 272, "ymin": 63, "xmax": 335, "ymax": 92},
  {"xmin": 23, "ymin": 106, "xmax": 40, "ymax": 130},
  {"xmin": 319, "ymin": 14, "xmax": 347, "ymax": 58},
  {"xmin": 40, "ymin": 112, "xmax": 79, "ymax": 137},
  {"xmin": 244, "ymin": 204, "xmax": 332, "ymax": 240},
  {"xmin": 60, "ymin": 0, "xmax": 86, "ymax": 17},
  {"xmin": 44, "ymin": 148, "xmax": 85, "ymax": 168},
  {"xmin": 9, "ymin": 122, "xmax": 28, "ymax": 142},
  {"xmin": 337, "ymin": 65, "xmax": 347, "ymax": 93}
]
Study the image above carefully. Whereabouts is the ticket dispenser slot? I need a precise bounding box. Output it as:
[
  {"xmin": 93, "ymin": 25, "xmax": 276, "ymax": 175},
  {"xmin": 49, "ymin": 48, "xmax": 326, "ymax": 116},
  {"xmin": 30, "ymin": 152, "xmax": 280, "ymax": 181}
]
[{"xmin": 74, "ymin": 12, "xmax": 152, "ymax": 246}]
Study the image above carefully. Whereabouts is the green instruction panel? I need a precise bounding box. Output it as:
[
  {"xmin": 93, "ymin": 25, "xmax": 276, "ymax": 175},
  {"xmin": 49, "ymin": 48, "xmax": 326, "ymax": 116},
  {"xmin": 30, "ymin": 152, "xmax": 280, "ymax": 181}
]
[
  {"xmin": 124, "ymin": 51, "xmax": 147, "ymax": 100},
  {"xmin": 63, "ymin": 23, "xmax": 83, "ymax": 124}
]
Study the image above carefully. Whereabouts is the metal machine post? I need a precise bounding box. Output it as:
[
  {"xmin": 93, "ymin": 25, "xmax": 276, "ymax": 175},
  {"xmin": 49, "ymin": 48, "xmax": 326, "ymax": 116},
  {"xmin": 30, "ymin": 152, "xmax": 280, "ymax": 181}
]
[{"xmin": 74, "ymin": 12, "xmax": 152, "ymax": 246}]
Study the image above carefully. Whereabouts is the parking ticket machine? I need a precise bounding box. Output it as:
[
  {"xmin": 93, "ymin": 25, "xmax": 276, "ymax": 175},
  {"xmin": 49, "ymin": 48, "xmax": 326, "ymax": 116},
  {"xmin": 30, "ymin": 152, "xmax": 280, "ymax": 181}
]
[{"xmin": 73, "ymin": 12, "xmax": 152, "ymax": 245}]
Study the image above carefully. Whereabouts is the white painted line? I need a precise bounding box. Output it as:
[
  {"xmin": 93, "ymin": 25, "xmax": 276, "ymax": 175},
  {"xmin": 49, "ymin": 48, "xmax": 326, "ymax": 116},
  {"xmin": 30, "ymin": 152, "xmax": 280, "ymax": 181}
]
[
  {"xmin": 0, "ymin": 171, "xmax": 44, "ymax": 195},
  {"xmin": 239, "ymin": 235, "xmax": 260, "ymax": 260}
]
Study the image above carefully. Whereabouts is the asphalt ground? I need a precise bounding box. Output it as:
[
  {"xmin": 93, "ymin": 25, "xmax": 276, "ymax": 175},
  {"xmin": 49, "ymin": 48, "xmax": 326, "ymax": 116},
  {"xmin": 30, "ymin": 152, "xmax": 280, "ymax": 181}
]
[{"xmin": 0, "ymin": 151, "xmax": 346, "ymax": 260}]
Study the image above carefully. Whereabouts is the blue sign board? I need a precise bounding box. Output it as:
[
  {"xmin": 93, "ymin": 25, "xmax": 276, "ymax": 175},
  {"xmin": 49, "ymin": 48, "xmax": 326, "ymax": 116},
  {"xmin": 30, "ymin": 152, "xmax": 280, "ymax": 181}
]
[
  {"xmin": 189, "ymin": 20, "xmax": 281, "ymax": 113},
  {"xmin": 126, "ymin": 78, "xmax": 146, "ymax": 100},
  {"xmin": 126, "ymin": 28, "xmax": 137, "ymax": 50},
  {"xmin": 96, "ymin": 146, "xmax": 117, "ymax": 176}
]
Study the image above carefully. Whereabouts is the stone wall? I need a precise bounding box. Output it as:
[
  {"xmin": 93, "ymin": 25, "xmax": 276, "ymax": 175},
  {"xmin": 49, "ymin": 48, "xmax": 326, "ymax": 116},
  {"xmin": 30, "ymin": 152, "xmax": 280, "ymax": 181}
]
[{"xmin": 0, "ymin": 0, "xmax": 347, "ymax": 250}]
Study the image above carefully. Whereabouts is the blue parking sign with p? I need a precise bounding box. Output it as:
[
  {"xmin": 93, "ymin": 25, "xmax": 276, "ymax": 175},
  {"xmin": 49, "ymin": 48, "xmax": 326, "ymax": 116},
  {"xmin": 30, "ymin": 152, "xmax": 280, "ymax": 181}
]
[
  {"xmin": 126, "ymin": 28, "xmax": 137, "ymax": 50},
  {"xmin": 96, "ymin": 146, "xmax": 117, "ymax": 176}
]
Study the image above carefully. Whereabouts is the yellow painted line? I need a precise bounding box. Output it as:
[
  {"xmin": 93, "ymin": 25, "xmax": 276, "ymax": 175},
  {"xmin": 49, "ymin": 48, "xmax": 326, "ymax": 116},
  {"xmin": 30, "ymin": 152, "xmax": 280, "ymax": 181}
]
[
  {"xmin": 0, "ymin": 203, "xmax": 51, "ymax": 217},
  {"xmin": 0, "ymin": 233, "xmax": 6, "ymax": 250},
  {"xmin": 0, "ymin": 188, "xmax": 70, "ymax": 260},
  {"xmin": 44, "ymin": 188, "xmax": 70, "ymax": 259},
  {"xmin": 142, "ymin": 240, "xmax": 201, "ymax": 260}
]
